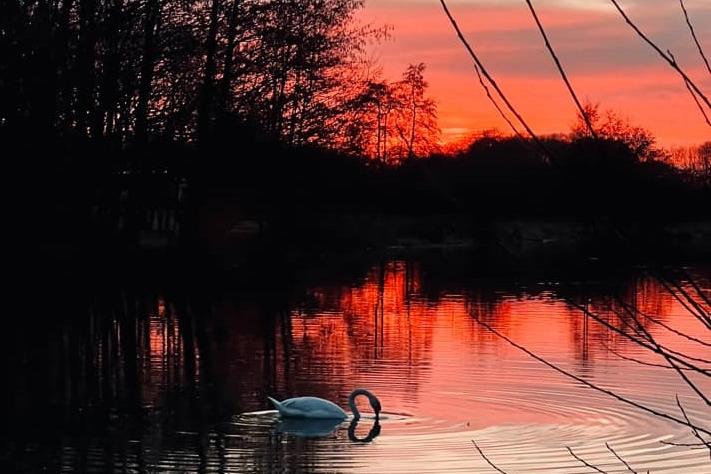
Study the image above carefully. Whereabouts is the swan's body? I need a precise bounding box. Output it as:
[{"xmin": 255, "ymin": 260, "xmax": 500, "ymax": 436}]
[
  {"xmin": 268, "ymin": 389, "xmax": 381, "ymax": 420},
  {"xmin": 268, "ymin": 396, "xmax": 348, "ymax": 419}
]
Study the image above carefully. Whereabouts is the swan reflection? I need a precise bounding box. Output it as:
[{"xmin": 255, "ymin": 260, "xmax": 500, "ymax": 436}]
[
  {"xmin": 274, "ymin": 416, "xmax": 381, "ymax": 442},
  {"xmin": 276, "ymin": 417, "xmax": 342, "ymax": 438},
  {"xmin": 348, "ymin": 417, "xmax": 381, "ymax": 443}
]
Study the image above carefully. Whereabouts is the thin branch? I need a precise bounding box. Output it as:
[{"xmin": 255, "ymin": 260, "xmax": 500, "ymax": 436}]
[
  {"xmin": 665, "ymin": 274, "xmax": 711, "ymax": 323},
  {"xmin": 660, "ymin": 440, "xmax": 709, "ymax": 448},
  {"xmin": 605, "ymin": 442, "xmax": 637, "ymax": 474},
  {"xmin": 654, "ymin": 344, "xmax": 711, "ymax": 366},
  {"xmin": 609, "ymin": 0, "xmax": 711, "ymax": 113},
  {"xmin": 656, "ymin": 275, "xmax": 711, "ymax": 330},
  {"xmin": 470, "ymin": 315, "xmax": 711, "ymax": 437},
  {"xmin": 600, "ymin": 339, "xmax": 709, "ymax": 374},
  {"xmin": 438, "ymin": 0, "xmax": 553, "ymax": 161},
  {"xmin": 615, "ymin": 298, "xmax": 711, "ymax": 348},
  {"xmin": 665, "ymin": 275, "xmax": 711, "ymax": 324},
  {"xmin": 680, "ymin": 269, "xmax": 711, "ymax": 309},
  {"xmin": 609, "ymin": 301, "xmax": 711, "ymax": 367},
  {"xmin": 630, "ymin": 315, "xmax": 710, "ymax": 406},
  {"xmin": 681, "ymin": 72, "xmax": 711, "ymax": 128},
  {"xmin": 524, "ymin": 0, "xmax": 597, "ymax": 138},
  {"xmin": 566, "ymin": 446, "xmax": 609, "ymax": 474},
  {"xmin": 473, "ymin": 64, "xmax": 527, "ymax": 142},
  {"xmin": 471, "ymin": 440, "xmax": 508, "ymax": 473},
  {"xmin": 569, "ymin": 300, "xmax": 711, "ymax": 374},
  {"xmin": 679, "ymin": 0, "xmax": 711, "ymax": 76},
  {"xmin": 676, "ymin": 395, "xmax": 711, "ymax": 460}
]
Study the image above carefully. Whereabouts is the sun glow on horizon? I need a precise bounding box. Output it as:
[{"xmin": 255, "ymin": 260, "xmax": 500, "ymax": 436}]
[{"xmin": 362, "ymin": 0, "xmax": 711, "ymax": 148}]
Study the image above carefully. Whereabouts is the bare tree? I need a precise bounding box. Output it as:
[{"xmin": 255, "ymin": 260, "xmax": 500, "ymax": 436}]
[{"xmin": 392, "ymin": 63, "xmax": 439, "ymax": 161}]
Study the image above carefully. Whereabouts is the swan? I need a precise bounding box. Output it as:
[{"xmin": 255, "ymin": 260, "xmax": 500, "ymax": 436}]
[{"xmin": 268, "ymin": 388, "xmax": 381, "ymax": 420}]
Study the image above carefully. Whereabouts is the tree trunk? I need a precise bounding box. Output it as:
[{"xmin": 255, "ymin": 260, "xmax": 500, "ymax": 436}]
[
  {"xmin": 408, "ymin": 85, "xmax": 416, "ymax": 160},
  {"xmin": 219, "ymin": 0, "xmax": 241, "ymax": 119},
  {"xmin": 197, "ymin": 0, "xmax": 221, "ymax": 145},
  {"xmin": 98, "ymin": 0, "xmax": 123, "ymax": 139},
  {"xmin": 76, "ymin": 0, "xmax": 97, "ymax": 136},
  {"xmin": 135, "ymin": 0, "xmax": 161, "ymax": 146},
  {"xmin": 55, "ymin": 0, "xmax": 75, "ymax": 130}
]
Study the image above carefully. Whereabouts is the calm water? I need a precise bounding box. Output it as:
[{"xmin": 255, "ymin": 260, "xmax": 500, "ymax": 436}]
[{"xmin": 4, "ymin": 257, "xmax": 710, "ymax": 473}]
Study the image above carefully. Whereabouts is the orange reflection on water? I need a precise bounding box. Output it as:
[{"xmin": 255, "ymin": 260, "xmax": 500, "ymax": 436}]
[{"xmin": 288, "ymin": 261, "xmax": 710, "ymax": 428}]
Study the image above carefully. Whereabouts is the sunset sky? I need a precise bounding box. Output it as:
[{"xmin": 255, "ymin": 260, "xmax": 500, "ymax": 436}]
[{"xmin": 362, "ymin": 0, "xmax": 711, "ymax": 147}]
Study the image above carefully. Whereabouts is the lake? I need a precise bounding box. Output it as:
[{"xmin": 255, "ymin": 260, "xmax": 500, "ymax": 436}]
[{"xmin": 4, "ymin": 255, "xmax": 710, "ymax": 473}]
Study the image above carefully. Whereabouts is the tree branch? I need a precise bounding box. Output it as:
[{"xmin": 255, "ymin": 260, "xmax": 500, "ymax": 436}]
[
  {"xmin": 524, "ymin": 0, "xmax": 597, "ymax": 138},
  {"xmin": 679, "ymin": 0, "xmax": 711, "ymax": 76},
  {"xmin": 609, "ymin": 0, "xmax": 711, "ymax": 115},
  {"xmin": 605, "ymin": 442, "xmax": 638, "ymax": 473},
  {"xmin": 471, "ymin": 440, "xmax": 508, "ymax": 473},
  {"xmin": 566, "ymin": 446, "xmax": 609, "ymax": 474},
  {"xmin": 470, "ymin": 315, "xmax": 711, "ymax": 437},
  {"xmin": 438, "ymin": 0, "xmax": 553, "ymax": 162}
]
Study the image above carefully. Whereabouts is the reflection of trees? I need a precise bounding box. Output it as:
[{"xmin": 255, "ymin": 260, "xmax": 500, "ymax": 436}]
[
  {"xmin": 289, "ymin": 261, "xmax": 436, "ymax": 406},
  {"xmin": 469, "ymin": 269, "xmax": 711, "ymax": 470},
  {"xmin": 5, "ymin": 284, "xmax": 296, "ymax": 471},
  {"xmin": 7, "ymin": 260, "xmax": 710, "ymax": 471}
]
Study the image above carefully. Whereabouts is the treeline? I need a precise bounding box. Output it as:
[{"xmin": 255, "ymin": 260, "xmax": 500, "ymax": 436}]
[
  {"xmin": 2, "ymin": 0, "xmax": 364, "ymax": 146},
  {"xmin": 199, "ymin": 130, "xmax": 709, "ymax": 223},
  {"xmin": 2, "ymin": 0, "xmax": 442, "ymax": 165},
  {"xmin": 4, "ymin": 0, "xmax": 709, "ymax": 230}
]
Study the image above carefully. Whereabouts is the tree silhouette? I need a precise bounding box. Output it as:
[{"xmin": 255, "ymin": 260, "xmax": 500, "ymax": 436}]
[
  {"xmin": 571, "ymin": 102, "xmax": 662, "ymax": 163},
  {"xmin": 338, "ymin": 64, "xmax": 439, "ymax": 163},
  {"xmin": 392, "ymin": 63, "xmax": 439, "ymax": 161},
  {"xmin": 0, "ymin": 0, "xmax": 381, "ymax": 154}
]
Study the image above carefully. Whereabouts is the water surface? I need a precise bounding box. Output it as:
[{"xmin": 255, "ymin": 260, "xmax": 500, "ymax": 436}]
[{"xmin": 4, "ymin": 258, "xmax": 710, "ymax": 472}]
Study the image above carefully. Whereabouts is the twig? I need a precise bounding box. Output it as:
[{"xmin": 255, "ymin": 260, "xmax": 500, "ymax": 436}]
[
  {"xmin": 626, "ymin": 307, "xmax": 711, "ymax": 406},
  {"xmin": 676, "ymin": 395, "xmax": 711, "ymax": 459},
  {"xmin": 679, "ymin": 0, "xmax": 711, "ymax": 76},
  {"xmin": 600, "ymin": 339, "xmax": 708, "ymax": 374},
  {"xmin": 473, "ymin": 64, "xmax": 526, "ymax": 142},
  {"xmin": 438, "ymin": 0, "xmax": 553, "ymax": 162},
  {"xmin": 524, "ymin": 0, "xmax": 597, "ymax": 138},
  {"xmin": 615, "ymin": 298, "xmax": 711, "ymax": 348},
  {"xmin": 609, "ymin": 0, "xmax": 711, "ymax": 113},
  {"xmin": 667, "ymin": 40, "xmax": 711, "ymax": 128},
  {"xmin": 660, "ymin": 440, "xmax": 709, "ymax": 448},
  {"xmin": 656, "ymin": 275, "xmax": 711, "ymax": 330},
  {"xmin": 566, "ymin": 446, "xmax": 608, "ymax": 473},
  {"xmin": 470, "ymin": 315, "xmax": 711, "ymax": 436},
  {"xmin": 568, "ymin": 300, "xmax": 711, "ymax": 374},
  {"xmin": 609, "ymin": 301, "xmax": 711, "ymax": 368},
  {"xmin": 680, "ymin": 269, "xmax": 711, "ymax": 309},
  {"xmin": 471, "ymin": 440, "xmax": 508, "ymax": 473},
  {"xmin": 665, "ymin": 275, "xmax": 711, "ymax": 325},
  {"xmin": 605, "ymin": 442, "xmax": 637, "ymax": 473},
  {"xmin": 681, "ymin": 71, "xmax": 711, "ymax": 127}
]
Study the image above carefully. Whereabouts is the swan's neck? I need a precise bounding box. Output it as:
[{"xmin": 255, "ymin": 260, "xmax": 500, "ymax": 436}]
[{"xmin": 348, "ymin": 388, "xmax": 380, "ymax": 420}]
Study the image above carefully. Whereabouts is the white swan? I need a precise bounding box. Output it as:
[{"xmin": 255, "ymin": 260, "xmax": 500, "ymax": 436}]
[{"xmin": 268, "ymin": 388, "xmax": 381, "ymax": 420}]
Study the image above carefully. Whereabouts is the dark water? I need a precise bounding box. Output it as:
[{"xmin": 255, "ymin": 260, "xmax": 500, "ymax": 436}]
[{"xmin": 4, "ymin": 257, "xmax": 710, "ymax": 473}]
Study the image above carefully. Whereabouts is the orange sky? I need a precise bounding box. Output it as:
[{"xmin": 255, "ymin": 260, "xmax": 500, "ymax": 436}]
[{"xmin": 361, "ymin": 0, "xmax": 711, "ymax": 147}]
